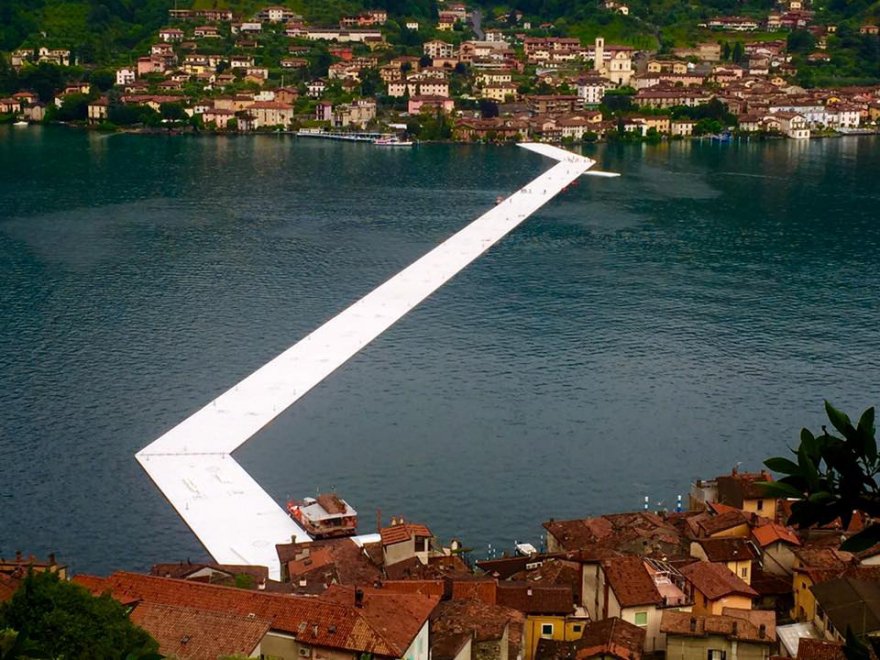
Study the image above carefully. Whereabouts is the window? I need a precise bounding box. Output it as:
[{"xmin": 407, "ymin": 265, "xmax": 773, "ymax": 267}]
[
  {"xmin": 741, "ymin": 567, "xmax": 748, "ymax": 578},
  {"xmin": 541, "ymin": 623, "xmax": 554, "ymax": 637},
  {"xmin": 708, "ymin": 650, "xmax": 726, "ymax": 660},
  {"xmin": 572, "ymin": 625, "xmax": 582, "ymax": 633},
  {"xmin": 756, "ymin": 499, "xmax": 764, "ymax": 511},
  {"xmin": 634, "ymin": 612, "xmax": 648, "ymax": 627}
]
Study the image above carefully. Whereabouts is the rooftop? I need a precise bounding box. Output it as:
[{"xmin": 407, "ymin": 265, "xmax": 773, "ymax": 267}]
[
  {"xmin": 693, "ymin": 537, "xmax": 759, "ymax": 562},
  {"xmin": 75, "ymin": 571, "xmax": 436, "ymax": 658},
  {"xmin": 536, "ymin": 617, "xmax": 645, "ymax": 660},
  {"xmin": 380, "ymin": 522, "xmax": 432, "ymax": 546},
  {"xmin": 680, "ymin": 561, "xmax": 758, "ymax": 600},
  {"xmin": 661, "ymin": 608, "xmax": 776, "ymax": 643},
  {"xmin": 129, "ymin": 602, "xmax": 271, "ymax": 658},
  {"xmin": 603, "ymin": 556, "xmax": 663, "ymax": 608}
]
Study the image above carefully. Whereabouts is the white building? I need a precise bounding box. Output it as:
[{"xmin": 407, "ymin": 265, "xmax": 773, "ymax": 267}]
[{"xmin": 116, "ymin": 68, "xmax": 136, "ymax": 86}]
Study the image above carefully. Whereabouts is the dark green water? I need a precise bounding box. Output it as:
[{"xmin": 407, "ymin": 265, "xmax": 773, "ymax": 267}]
[{"xmin": 1, "ymin": 126, "xmax": 878, "ymax": 573}]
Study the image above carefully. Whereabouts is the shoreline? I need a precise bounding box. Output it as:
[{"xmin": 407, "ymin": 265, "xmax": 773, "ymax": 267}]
[{"xmin": 5, "ymin": 120, "xmax": 878, "ymax": 145}]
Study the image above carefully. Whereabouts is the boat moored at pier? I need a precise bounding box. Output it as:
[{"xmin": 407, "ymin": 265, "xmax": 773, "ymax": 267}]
[{"xmin": 286, "ymin": 493, "xmax": 358, "ymax": 539}]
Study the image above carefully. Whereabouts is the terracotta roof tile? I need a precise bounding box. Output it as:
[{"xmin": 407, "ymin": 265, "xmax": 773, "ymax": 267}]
[
  {"xmin": 0, "ymin": 574, "xmax": 20, "ymax": 603},
  {"xmin": 322, "ymin": 584, "xmax": 440, "ymax": 654},
  {"xmin": 495, "ymin": 582, "xmax": 574, "ymax": 615},
  {"xmin": 796, "ymin": 639, "xmax": 847, "ymax": 660},
  {"xmin": 432, "ymin": 631, "xmax": 472, "ymax": 660},
  {"xmin": 543, "ymin": 513, "xmax": 684, "ymax": 554},
  {"xmin": 380, "ymin": 523, "xmax": 432, "ymax": 546},
  {"xmin": 536, "ymin": 617, "xmax": 645, "ymax": 660},
  {"xmin": 689, "ymin": 510, "xmax": 751, "ymax": 538},
  {"xmin": 694, "ymin": 538, "xmax": 759, "ymax": 562},
  {"xmin": 602, "ymin": 556, "xmax": 663, "ymax": 607},
  {"xmin": 76, "ymin": 571, "xmax": 435, "ymax": 658},
  {"xmin": 680, "ymin": 561, "xmax": 758, "ymax": 600},
  {"xmin": 661, "ymin": 609, "xmax": 775, "ymax": 643},
  {"xmin": 129, "ymin": 602, "xmax": 270, "ymax": 658},
  {"xmin": 281, "ymin": 538, "xmax": 383, "ymax": 589},
  {"xmin": 752, "ymin": 523, "xmax": 801, "ymax": 548},
  {"xmin": 431, "ymin": 599, "xmax": 524, "ymax": 643}
]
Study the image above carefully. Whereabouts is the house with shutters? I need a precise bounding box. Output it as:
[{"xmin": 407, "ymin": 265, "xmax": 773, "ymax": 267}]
[{"xmin": 580, "ymin": 555, "xmax": 692, "ymax": 652}]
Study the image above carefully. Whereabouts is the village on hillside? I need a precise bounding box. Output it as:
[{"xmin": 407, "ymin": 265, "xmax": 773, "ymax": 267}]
[
  {"xmin": 2, "ymin": 2, "xmax": 880, "ymax": 142},
  {"xmin": 4, "ymin": 467, "xmax": 879, "ymax": 659}
]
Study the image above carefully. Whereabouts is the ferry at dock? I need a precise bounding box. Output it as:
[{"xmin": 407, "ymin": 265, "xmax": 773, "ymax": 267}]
[{"xmin": 286, "ymin": 493, "xmax": 358, "ymax": 539}]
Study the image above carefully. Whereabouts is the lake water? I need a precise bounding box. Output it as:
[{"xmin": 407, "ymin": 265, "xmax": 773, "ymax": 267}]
[{"xmin": 1, "ymin": 126, "xmax": 878, "ymax": 574}]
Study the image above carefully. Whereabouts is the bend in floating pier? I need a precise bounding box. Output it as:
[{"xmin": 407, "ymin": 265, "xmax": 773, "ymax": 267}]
[{"xmin": 137, "ymin": 144, "xmax": 613, "ymax": 579}]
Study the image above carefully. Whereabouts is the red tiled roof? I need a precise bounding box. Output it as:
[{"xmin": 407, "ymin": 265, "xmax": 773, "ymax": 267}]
[
  {"xmin": 535, "ymin": 617, "xmax": 645, "ymax": 660},
  {"xmin": 694, "ymin": 538, "xmax": 759, "ymax": 562},
  {"xmin": 579, "ymin": 617, "xmax": 645, "ymax": 658},
  {"xmin": 75, "ymin": 571, "xmax": 436, "ymax": 658},
  {"xmin": 661, "ymin": 608, "xmax": 775, "ymax": 643},
  {"xmin": 280, "ymin": 538, "xmax": 383, "ymax": 589},
  {"xmin": 680, "ymin": 561, "xmax": 758, "ymax": 600},
  {"xmin": 380, "ymin": 523, "xmax": 432, "ymax": 546},
  {"xmin": 752, "ymin": 523, "xmax": 800, "ymax": 548},
  {"xmin": 322, "ymin": 584, "xmax": 440, "ymax": 653},
  {"xmin": 150, "ymin": 562, "xmax": 268, "ymax": 583},
  {"xmin": 602, "ymin": 556, "xmax": 663, "ymax": 607},
  {"xmin": 495, "ymin": 582, "xmax": 574, "ymax": 615},
  {"xmin": 689, "ymin": 510, "xmax": 750, "ymax": 537},
  {"xmin": 796, "ymin": 639, "xmax": 847, "ymax": 660},
  {"xmin": 129, "ymin": 602, "xmax": 270, "ymax": 658},
  {"xmin": 431, "ymin": 598, "xmax": 524, "ymax": 643},
  {"xmin": 0, "ymin": 574, "xmax": 20, "ymax": 603}
]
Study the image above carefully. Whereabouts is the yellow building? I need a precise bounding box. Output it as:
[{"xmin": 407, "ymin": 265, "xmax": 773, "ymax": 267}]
[
  {"xmin": 689, "ymin": 538, "xmax": 759, "ymax": 585},
  {"xmin": 523, "ymin": 615, "xmax": 588, "ymax": 660},
  {"xmin": 681, "ymin": 561, "xmax": 757, "ymax": 616},
  {"xmin": 716, "ymin": 469, "xmax": 778, "ymax": 520},
  {"xmin": 789, "ymin": 547, "xmax": 852, "ymax": 622}
]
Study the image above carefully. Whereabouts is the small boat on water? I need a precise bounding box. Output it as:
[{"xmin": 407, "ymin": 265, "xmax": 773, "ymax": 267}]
[
  {"xmin": 13, "ymin": 120, "xmax": 28, "ymax": 127},
  {"xmin": 374, "ymin": 136, "xmax": 413, "ymax": 147},
  {"xmin": 286, "ymin": 492, "xmax": 358, "ymax": 539}
]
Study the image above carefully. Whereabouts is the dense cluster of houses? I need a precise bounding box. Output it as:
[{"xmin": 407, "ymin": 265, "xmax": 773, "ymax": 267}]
[
  {"xmin": 2, "ymin": 1, "xmax": 880, "ymax": 141},
  {"xmin": 5, "ymin": 466, "xmax": 880, "ymax": 660}
]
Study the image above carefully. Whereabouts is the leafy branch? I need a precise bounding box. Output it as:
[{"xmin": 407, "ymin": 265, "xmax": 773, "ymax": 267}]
[{"xmin": 763, "ymin": 401, "xmax": 879, "ymax": 552}]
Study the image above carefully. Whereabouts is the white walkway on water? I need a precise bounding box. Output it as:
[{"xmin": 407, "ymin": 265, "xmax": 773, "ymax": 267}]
[{"xmin": 136, "ymin": 143, "xmax": 615, "ymax": 579}]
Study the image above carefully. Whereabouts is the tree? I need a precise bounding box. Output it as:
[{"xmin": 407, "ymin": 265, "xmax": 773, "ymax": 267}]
[
  {"xmin": 89, "ymin": 69, "xmax": 116, "ymax": 92},
  {"xmin": 479, "ymin": 98, "xmax": 499, "ymax": 118},
  {"xmin": 160, "ymin": 102, "xmax": 187, "ymax": 123},
  {"xmin": 788, "ymin": 29, "xmax": 817, "ymax": 55},
  {"xmin": 765, "ymin": 403, "xmax": 879, "ymax": 548},
  {"xmin": 764, "ymin": 402, "xmax": 878, "ymax": 656},
  {"xmin": 0, "ymin": 571, "xmax": 158, "ymax": 659},
  {"xmin": 54, "ymin": 94, "xmax": 90, "ymax": 122}
]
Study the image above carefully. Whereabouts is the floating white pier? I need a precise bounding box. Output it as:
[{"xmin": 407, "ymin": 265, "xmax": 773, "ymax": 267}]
[{"xmin": 137, "ymin": 144, "xmax": 614, "ymax": 579}]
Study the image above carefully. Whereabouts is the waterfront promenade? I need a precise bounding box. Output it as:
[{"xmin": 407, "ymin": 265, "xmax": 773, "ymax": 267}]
[{"xmin": 136, "ymin": 143, "xmax": 603, "ymax": 578}]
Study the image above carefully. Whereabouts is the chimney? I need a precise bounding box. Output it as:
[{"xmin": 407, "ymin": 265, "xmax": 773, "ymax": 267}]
[
  {"xmin": 690, "ymin": 617, "xmax": 697, "ymax": 632},
  {"xmin": 15, "ymin": 550, "xmax": 22, "ymax": 562},
  {"xmin": 732, "ymin": 622, "xmax": 738, "ymax": 636},
  {"xmin": 48, "ymin": 553, "xmax": 56, "ymax": 566},
  {"xmin": 355, "ymin": 588, "xmax": 364, "ymax": 608},
  {"xmin": 759, "ymin": 624, "xmax": 766, "ymax": 639}
]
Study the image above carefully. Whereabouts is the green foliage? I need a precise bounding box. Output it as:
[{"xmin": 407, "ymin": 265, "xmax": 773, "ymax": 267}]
[
  {"xmin": 763, "ymin": 402, "xmax": 880, "ymax": 552},
  {"xmin": 89, "ymin": 68, "xmax": 116, "ymax": 92},
  {"xmin": 55, "ymin": 92, "xmax": 90, "ymax": 121},
  {"xmin": 600, "ymin": 87, "xmax": 635, "ymax": 115},
  {"xmin": 787, "ymin": 28, "xmax": 817, "ymax": 54},
  {"xmin": 670, "ymin": 98, "xmax": 737, "ymax": 125},
  {"xmin": 0, "ymin": 571, "xmax": 158, "ymax": 659}
]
